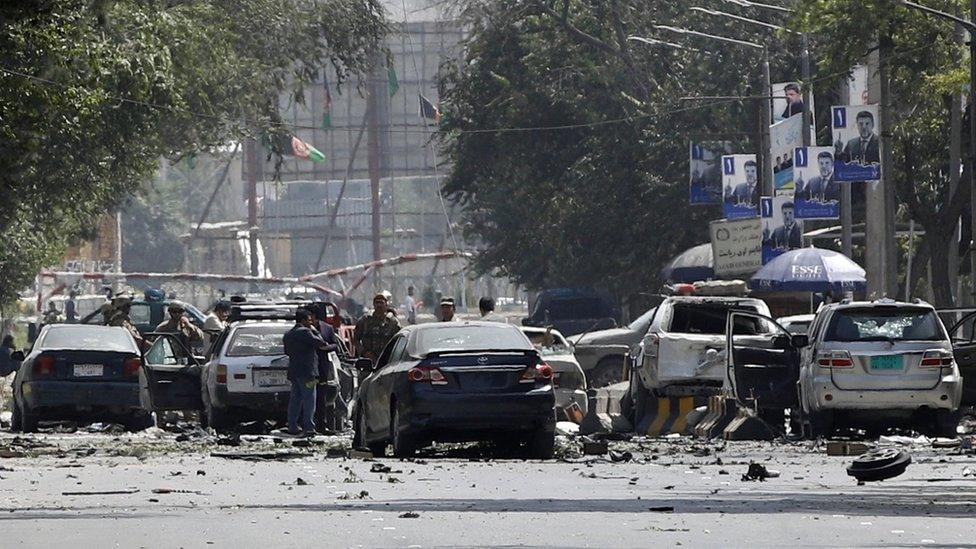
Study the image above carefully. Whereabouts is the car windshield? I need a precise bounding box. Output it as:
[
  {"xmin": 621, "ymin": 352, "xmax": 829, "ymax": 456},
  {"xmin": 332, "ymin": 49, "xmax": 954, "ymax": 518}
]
[
  {"xmin": 825, "ymin": 308, "xmax": 945, "ymax": 342},
  {"xmin": 668, "ymin": 303, "xmax": 768, "ymax": 335},
  {"xmin": 416, "ymin": 325, "xmax": 532, "ymax": 355},
  {"xmin": 225, "ymin": 325, "xmax": 289, "ymax": 356},
  {"xmin": 524, "ymin": 331, "xmax": 571, "ymax": 356},
  {"xmin": 40, "ymin": 326, "xmax": 137, "ymax": 352},
  {"xmin": 628, "ymin": 307, "xmax": 657, "ymax": 332}
]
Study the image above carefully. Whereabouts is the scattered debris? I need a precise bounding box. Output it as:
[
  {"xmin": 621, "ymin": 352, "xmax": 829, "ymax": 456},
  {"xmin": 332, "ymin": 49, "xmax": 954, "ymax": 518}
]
[
  {"xmin": 609, "ymin": 450, "xmax": 632, "ymax": 463},
  {"xmin": 216, "ymin": 433, "xmax": 242, "ymax": 447},
  {"xmin": 398, "ymin": 511, "xmax": 421, "ymax": 518},
  {"xmin": 62, "ymin": 489, "xmax": 139, "ymax": 496},
  {"xmin": 581, "ymin": 437, "xmax": 608, "ymax": 456},
  {"xmin": 370, "ymin": 463, "xmax": 392, "ymax": 474},
  {"xmin": 555, "ymin": 421, "xmax": 580, "ymax": 436},
  {"xmin": 846, "ymin": 448, "xmax": 911, "ymax": 482},
  {"xmin": 296, "ymin": 477, "xmax": 309, "ymax": 486},
  {"xmin": 151, "ymin": 488, "xmax": 209, "ymax": 495},
  {"xmin": 211, "ymin": 451, "xmax": 307, "ymax": 462},
  {"xmin": 85, "ymin": 423, "xmax": 126, "ymax": 434},
  {"xmin": 648, "ymin": 506, "xmax": 675, "ymax": 512},
  {"xmin": 931, "ymin": 438, "xmax": 961, "ymax": 449},
  {"xmin": 742, "ymin": 462, "xmax": 772, "ymax": 482},
  {"xmin": 826, "ymin": 441, "xmax": 870, "ymax": 456}
]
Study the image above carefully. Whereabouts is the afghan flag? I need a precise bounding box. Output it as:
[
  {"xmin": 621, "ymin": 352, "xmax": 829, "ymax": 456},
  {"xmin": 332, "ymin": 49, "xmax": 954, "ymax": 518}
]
[
  {"xmin": 289, "ymin": 135, "xmax": 326, "ymax": 163},
  {"xmin": 419, "ymin": 94, "xmax": 440, "ymax": 122},
  {"xmin": 388, "ymin": 65, "xmax": 399, "ymax": 97},
  {"xmin": 322, "ymin": 74, "xmax": 333, "ymax": 130}
]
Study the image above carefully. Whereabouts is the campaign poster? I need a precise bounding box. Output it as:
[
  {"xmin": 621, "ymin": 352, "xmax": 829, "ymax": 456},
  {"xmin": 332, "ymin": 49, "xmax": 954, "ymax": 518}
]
[
  {"xmin": 793, "ymin": 146, "xmax": 839, "ymax": 219},
  {"xmin": 689, "ymin": 141, "xmax": 732, "ymax": 205},
  {"xmin": 769, "ymin": 114, "xmax": 803, "ymax": 197},
  {"xmin": 721, "ymin": 154, "xmax": 758, "ymax": 220},
  {"xmin": 711, "ymin": 217, "xmax": 763, "ymax": 276},
  {"xmin": 831, "ymin": 105, "xmax": 881, "ymax": 181},
  {"xmin": 761, "ymin": 196, "xmax": 804, "ymax": 264},
  {"xmin": 772, "ymin": 81, "xmax": 815, "ymax": 124}
]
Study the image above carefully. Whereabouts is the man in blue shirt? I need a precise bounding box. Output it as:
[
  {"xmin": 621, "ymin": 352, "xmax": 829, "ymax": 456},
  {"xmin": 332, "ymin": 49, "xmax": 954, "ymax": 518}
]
[{"xmin": 282, "ymin": 309, "xmax": 328, "ymax": 436}]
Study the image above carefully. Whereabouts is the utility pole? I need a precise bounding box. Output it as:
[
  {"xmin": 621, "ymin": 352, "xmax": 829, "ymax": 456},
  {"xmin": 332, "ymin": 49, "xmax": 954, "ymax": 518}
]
[
  {"xmin": 245, "ymin": 137, "xmax": 260, "ymax": 278},
  {"xmin": 760, "ymin": 47, "xmax": 773, "ymax": 196},
  {"xmin": 367, "ymin": 64, "xmax": 382, "ymax": 291}
]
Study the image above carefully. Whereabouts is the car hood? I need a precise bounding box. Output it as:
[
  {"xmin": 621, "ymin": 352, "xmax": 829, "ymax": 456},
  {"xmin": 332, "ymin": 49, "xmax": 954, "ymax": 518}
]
[{"xmin": 573, "ymin": 327, "xmax": 634, "ymax": 346}]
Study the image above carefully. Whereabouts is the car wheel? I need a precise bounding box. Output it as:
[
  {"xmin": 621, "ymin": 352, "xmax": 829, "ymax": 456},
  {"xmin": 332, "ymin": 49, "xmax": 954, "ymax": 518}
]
[
  {"xmin": 19, "ymin": 400, "xmax": 39, "ymax": 433},
  {"xmin": 524, "ymin": 428, "xmax": 555, "ymax": 460},
  {"xmin": 628, "ymin": 369, "xmax": 647, "ymax": 426},
  {"xmin": 358, "ymin": 409, "xmax": 386, "ymax": 457},
  {"xmin": 10, "ymin": 397, "xmax": 22, "ymax": 432},
  {"xmin": 932, "ymin": 409, "xmax": 961, "ymax": 438},
  {"xmin": 588, "ymin": 357, "xmax": 624, "ymax": 388},
  {"xmin": 391, "ymin": 407, "xmax": 417, "ymax": 458},
  {"xmin": 205, "ymin": 398, "xmax": 231, "ymax": 433},
  {"xmin": 127, "ymin": 412, "xmax": 153, "ymax": 432}
]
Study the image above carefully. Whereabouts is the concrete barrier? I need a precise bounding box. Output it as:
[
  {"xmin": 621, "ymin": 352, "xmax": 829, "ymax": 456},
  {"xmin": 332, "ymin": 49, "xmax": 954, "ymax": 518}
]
[
  {"xmin": 694, "ymin": 395, "xmax": 739, "ymax": 439},
  {"xmin": 722, "ymin": 406, "xmax": 776, "ymax": 441},
  {"xmin": 636, "ymin": 396, "xmax": 709, "ymax": 437},
  {"xmin": 579, "ymin": 382, "xmax": 632, "ymax": 435}
]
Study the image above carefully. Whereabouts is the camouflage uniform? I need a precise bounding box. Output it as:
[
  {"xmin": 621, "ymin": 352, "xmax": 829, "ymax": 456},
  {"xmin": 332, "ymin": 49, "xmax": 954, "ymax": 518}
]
[{"xmin": 354, "ymin": 311, "xmax": 401, "ymax": 362}]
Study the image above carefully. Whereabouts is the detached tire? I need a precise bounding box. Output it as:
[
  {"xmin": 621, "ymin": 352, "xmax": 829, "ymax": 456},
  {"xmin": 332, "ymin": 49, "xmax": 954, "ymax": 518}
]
[
  {"xmin": 847, "ymin": 449, "xmax": 911, "ymax": 482},
  {"xmin": 525, "ymin": 428, "xmax": 556, "ymax": 460}
]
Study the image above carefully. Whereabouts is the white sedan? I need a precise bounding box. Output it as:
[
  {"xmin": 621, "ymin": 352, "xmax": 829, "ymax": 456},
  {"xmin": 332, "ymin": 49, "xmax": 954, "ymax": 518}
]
[{"xmin": 521, "ymin": 327, "xmax": 588, "ymax": 420}]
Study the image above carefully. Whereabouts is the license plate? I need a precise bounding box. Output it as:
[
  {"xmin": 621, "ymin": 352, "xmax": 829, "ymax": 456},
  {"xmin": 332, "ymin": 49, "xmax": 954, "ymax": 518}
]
[
  {"xmin": 870, "ymin": 355, "xmax": 903, "ymax": 370},
  {"xmin": 73, "ymin": 364, "xmax": 104, "ymax": 377},
  {"xmin": 255, "ymin": 369, "xmax": 288, "ymax": 387}
]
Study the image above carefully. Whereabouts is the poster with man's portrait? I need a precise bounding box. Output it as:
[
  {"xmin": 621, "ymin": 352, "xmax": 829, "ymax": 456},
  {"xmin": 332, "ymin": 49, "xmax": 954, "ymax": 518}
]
[
  {"xmin": 689, "ymin": 141, "xmax": 732, "ymax": 205},
  {"xmin": 831, "ymin": 105, "xmax": 881, "ymax": 181},
  {"xmin": 721, "ymin": 154, "xmax": 759, "ymax": 220},
  {"xmin": 769, "ymin": 114, "xmax": 803, "ymax": 197},
  {"xmin": 761, "ymin": 196, "xmax": 804, "ymax": 264},
  {"xmin": 793, "ymin": 146, "xmax": 840, "ymax": 219},
  {"xmin": 771, "ymin": 81, "xmax": 814, "ymax": 124}
]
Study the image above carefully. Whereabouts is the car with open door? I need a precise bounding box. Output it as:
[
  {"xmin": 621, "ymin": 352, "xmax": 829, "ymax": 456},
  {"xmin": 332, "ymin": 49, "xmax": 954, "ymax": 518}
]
[
  {"xmin": 521, "ymin": 326, "xmax": 588, "ymax": 420},
  {"xmin": 353, "ymin": 321, "xmax": 556, "ymax": 458},
  {"xmin": 730, "ymin": 299, "xmax": 963, "ymax": 438},
  {"xmin": 12, "ymin": 324, "xmax": 149, "ymax": 432},
  {"xmin": 935, "ymin": 307, "xmax": 976, "ymax": 409}
]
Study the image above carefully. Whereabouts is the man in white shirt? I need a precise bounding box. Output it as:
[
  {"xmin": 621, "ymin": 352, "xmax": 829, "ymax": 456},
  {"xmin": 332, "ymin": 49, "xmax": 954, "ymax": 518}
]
[
  {"xmin": 403, "ymin": 286, "xmax": 417, "ymax": 325},
  {"xmin": 203, "ymin": 301, "xmax": 231, "ymax": 347}
]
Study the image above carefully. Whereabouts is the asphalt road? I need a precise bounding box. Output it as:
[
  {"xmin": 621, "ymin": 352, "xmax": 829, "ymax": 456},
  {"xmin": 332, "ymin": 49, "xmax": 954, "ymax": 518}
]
[{"xmin": 0, "ymin": 430, "xmax": 973, "ymax": 548}]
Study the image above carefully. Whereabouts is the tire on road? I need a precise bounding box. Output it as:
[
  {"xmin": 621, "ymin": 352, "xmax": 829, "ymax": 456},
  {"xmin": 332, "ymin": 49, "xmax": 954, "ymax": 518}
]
[
  {"xmin": 391, "ymin": 406, "xmax": 417, "ymax": 458},
  {"xmin": 846, "ymin": 448, "xmax": 911, "ymax": 482},
  {"xmin": 356, "ymin": 408, "xmax": 386, "ymax": 457},
  {"xmin": 587, "ymin": 357, "xmax": 625, "ymax": 388}
]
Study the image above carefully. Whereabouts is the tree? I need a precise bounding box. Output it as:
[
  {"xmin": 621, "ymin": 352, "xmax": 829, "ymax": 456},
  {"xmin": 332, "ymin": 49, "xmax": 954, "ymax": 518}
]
[
  {"xmin": 439, "ymin": 0, "xmax": 811, "ymax": 304},
  {"xmin": 0, "ymin": 0, "xmax": 387, "ymax": 304},
  {"xmin": 795, "ymin": 0, "xmax": 970, "ymax": 305}
]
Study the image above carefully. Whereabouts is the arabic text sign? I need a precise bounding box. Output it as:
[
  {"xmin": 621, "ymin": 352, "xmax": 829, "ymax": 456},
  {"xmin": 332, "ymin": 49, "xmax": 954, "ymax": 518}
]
[{"xmin": 711, "ymin": 217, "xmax": 763, "ymax": 276}]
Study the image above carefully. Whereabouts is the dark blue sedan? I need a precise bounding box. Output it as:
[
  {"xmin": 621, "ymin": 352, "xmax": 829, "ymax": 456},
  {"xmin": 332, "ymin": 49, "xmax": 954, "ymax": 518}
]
[
  {"xmin": 353, "ymin": 321, "xmax": 556, "ymax": 458},
  {"xmin": 11, "ymin": 324, "xmax": 148, "ymax": 432}
]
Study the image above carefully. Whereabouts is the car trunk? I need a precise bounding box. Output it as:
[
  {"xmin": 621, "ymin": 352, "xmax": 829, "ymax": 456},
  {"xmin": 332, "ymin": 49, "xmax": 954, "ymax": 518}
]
[
  {"xmin": 42, "ymin": 350, "xmax": 137, "ymax": 382},
  {"xmin": 824, "ymin": 342, "xmax": 945, "ymax": 391},
  {"xmin": 425, "ymin": 353, "xmax": 539, "ymax": 393}
]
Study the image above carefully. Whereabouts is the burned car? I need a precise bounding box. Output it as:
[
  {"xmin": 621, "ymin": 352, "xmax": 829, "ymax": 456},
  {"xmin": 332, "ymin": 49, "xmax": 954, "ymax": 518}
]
[
  {"xmin": 521, "ymin": 326, "xmax": 588, "ymax": 421},
  {"xmin": 11, "ymin": 324, "xmax": 149, "ymax": 432},
  {"xmin": 572, "ymin": 307, "xmax": 656, "ymax": 387}
]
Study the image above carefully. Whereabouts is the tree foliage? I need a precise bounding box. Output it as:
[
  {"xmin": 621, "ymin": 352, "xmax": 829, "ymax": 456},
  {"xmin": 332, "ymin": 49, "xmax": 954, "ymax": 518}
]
[
  {"xmin": 0, "ymin": 0, "xmax": 387, "ymax": 304},
  {"xmin": 439, "ymin": 0, "xmax": 814, "ymax": 303},
  {"xmin": 795, "ymin": 0, "xmax": 970, "ymax": 305}
]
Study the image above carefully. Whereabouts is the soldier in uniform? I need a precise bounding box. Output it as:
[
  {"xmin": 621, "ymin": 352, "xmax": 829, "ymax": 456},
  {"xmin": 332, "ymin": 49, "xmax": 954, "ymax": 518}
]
[
  {"xmin": 105, "ymin": 292, "xmax": 145, "ymax": 350},
  {"xmin": 155, "ymin": 303, "xmax": 205, "ymax": 345},
  {"xmin": 354, "ymin": 293, "xmax": 401, "ymax": 364}
]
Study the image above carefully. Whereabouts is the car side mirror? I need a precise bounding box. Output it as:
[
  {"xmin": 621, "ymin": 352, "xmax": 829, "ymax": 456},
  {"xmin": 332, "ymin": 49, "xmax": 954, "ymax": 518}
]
[
  {"xmin": 354, "ymin": 358, "xmax": 374, "ymax": 372},
  {"xmin": 10, "ymin": 351, "xmax": 25, "ymax": 363},
  {"xmin": 791, "ymin": 334, "xmax": 809, "ymax": 348}
]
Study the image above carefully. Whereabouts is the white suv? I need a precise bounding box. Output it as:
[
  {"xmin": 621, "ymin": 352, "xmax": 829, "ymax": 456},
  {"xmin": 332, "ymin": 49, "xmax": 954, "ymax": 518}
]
[{"xmin": 728, "ymin": 299, "xmax": 963, "ymax": 437}]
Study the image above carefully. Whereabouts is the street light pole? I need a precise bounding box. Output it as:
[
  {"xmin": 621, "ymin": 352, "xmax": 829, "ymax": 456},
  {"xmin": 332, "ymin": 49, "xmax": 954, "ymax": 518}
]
[{"xmin": 761, "ymin": 46, "xmax": 773, "ymax": 196}]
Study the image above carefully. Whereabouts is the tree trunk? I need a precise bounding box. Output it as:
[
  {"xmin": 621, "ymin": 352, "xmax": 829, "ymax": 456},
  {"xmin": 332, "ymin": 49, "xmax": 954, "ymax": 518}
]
[{"xmin": 927, "ymin": 229, "xmax": 955, "ymax": 306}]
